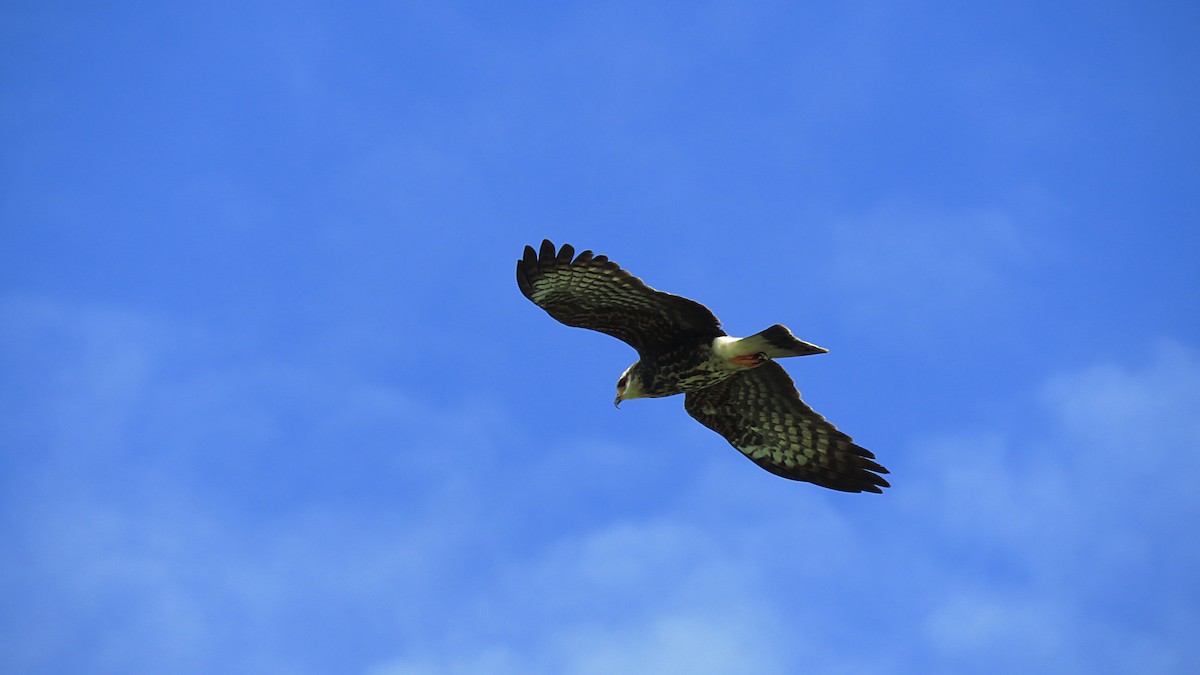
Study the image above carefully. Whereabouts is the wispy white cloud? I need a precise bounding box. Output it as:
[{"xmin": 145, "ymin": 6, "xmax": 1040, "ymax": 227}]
[
  {"xmin": 367, "ymin": 516, "xmax": 794, "ymax": 675},
  {"xmin": 895, "ymin": 340, "xmax": 1200, "ymax": 673},
  {"xmin": 375, "ymin": 338, "xmax": 1200, "ymax": 674},
  {"xmin": 2, "ymin": 296, "xmax": 1197, "ymax": 674}
]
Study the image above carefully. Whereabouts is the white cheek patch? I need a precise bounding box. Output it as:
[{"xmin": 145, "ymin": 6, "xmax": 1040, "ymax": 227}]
[
  {"xmin": 625, "ymin": 376, "xmax": 644, "ymax": 399},
  {"xmin": 617, "ymin": 364, "xmax": 645, "ymax": 400}
]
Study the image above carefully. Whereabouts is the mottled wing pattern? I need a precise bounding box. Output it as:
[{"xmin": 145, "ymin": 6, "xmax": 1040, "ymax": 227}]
[
  {"xmin": 685, "ymin": 362, "xmax": 889, "ymax": 493},
  {"xmin": 517, "ymin": 239, "xmax": 722, "ymax": 355}
]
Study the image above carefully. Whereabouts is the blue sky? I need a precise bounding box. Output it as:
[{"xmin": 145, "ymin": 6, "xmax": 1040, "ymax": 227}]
[{"xmin": 2, "ymin": 1, "xmax": 1198, "ymax": 673}]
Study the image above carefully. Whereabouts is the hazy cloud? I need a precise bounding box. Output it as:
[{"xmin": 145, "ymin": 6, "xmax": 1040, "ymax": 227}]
[{"xmin": 2, "ymin": 296, "xmax": 1196, "ymax": 674}]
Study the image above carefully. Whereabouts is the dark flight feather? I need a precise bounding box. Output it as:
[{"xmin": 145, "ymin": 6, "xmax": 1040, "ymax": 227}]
[
  {"xmin": 685, "ymin": 362, "xmax": 889, "ymax": 493},
  {"xmin": 517, "ymin": 239, "xmax": 723, "ymax": 355}
]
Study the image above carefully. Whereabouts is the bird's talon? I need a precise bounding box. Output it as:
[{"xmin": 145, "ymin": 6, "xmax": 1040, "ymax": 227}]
[{"xmin": 730, "ymin": 352, "xmax": 770, "ymax": 368}]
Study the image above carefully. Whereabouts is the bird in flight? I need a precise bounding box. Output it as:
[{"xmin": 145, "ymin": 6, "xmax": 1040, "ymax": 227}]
[{"xmin": 516, "ymin": 240, "xmax": 889, "ymax": 493}]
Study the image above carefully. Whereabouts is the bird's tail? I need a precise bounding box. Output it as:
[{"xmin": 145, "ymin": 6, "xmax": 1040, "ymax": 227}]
[{"xmin": 739, "ymin": 324, "xmax": 827, "ymax": 359}]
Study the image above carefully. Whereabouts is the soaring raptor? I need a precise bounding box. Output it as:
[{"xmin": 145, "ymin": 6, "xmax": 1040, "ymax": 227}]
[{"xmin": 516, "ymin": 239, "xmax": 889, "ymax": 493}]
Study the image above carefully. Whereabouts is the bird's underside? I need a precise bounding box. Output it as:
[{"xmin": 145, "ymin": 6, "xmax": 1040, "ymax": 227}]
[{"xmin": 517, "ymin": 239, "xmax": 889, "ymax": 493}]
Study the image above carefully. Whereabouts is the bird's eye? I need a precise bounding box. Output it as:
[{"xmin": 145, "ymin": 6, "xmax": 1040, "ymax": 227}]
[{"xmin": 618, "ymin": 375, "xmax": 628, "ymax": 388}]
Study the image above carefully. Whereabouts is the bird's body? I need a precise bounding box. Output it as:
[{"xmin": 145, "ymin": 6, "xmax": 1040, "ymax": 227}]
[
  {"xmin": 516, "ymin": 239, "xmax": 889, "ymax": 493},
  {"xmin": 621, "ymin": 334, "xmax": 731, "ymax": 398},
  {"xmin": 622, "ymin": 328, "xmax": 827, "ymax": 398}
]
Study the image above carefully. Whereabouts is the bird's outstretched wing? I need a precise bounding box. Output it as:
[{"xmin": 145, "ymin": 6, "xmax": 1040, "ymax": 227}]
[
  {"xmin": 684, "ymin": 362, "xmax": 889, "ymax": 493},
  {"xmin": 517, "ymin": 239, "xmax": 722, "ymax": 355}
]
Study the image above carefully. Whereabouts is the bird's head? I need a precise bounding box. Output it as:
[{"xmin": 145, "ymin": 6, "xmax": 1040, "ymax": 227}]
[{"xmin": 614, "ymin": 363, "xmax": 646, "ymax": 408}]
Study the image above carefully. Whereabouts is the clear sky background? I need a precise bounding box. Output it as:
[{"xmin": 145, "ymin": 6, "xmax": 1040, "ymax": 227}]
[{"xmin": 3, "ymin": 2, "xmax": 1198, "ymax": 674}]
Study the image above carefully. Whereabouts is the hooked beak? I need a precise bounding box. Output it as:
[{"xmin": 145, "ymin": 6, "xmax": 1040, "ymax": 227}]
[{"xmin": 614, "ymin": 394, "xmax": 622, "ymax": 409}]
